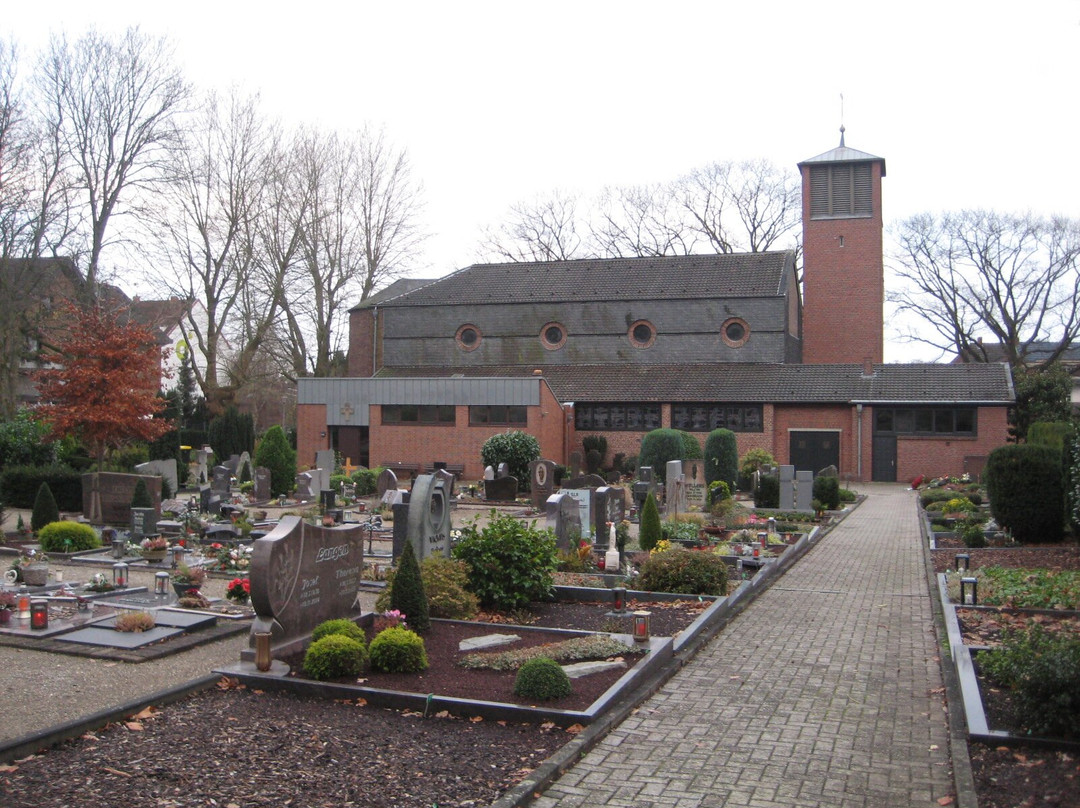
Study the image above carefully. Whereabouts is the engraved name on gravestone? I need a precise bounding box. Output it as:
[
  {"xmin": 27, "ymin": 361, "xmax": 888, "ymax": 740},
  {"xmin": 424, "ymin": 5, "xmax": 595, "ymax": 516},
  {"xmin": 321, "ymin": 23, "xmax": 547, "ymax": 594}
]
[
  {"xmin": 795, "ymin": 469, "xmax": 814, "ymax": 512},
  {"xmin": 779, "ymin": 465, "xmax": 796, "ymax": 510},
  {"xmin": 82, "ymin": 472, "xmax": 162, "ymax": 525},
  {"xmin": 254, "ymin": 467, "xmax": 272, "ymax": 502},
  {"xmin": 529, "ymin": 459, "xmax": 557, "ymax": 510},
  {"xmin": 406, "ymin": 471, "xmax": 454, "ymax": 559},
  {"xmin": 684, "ymin": 458, "xmax": 707, "ymax": 509},
  {"xmin": 130, "ymin": 507, "xmax": 157, "ymax": 540},
  {"xmin": 211, "ymin": 465, "xmax": 231, "ymax": 495},
  {"xmin": 546, "ymin": 492, "xmax": 582, "ymax": 550},
  {"xmin": 563, "ymin": 487, "xmax": 592, "ymax": 539},
  {"xmin": 248, "ymin": 516, "xmax": 365, "ymax": 654}
]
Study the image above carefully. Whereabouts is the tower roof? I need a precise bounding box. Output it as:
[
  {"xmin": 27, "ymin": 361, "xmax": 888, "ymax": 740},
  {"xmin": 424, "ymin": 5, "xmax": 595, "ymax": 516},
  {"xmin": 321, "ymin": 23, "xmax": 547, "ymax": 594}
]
[{"xmin": 799, "ymin": 128, "xmax": 886, "ymax": 175}]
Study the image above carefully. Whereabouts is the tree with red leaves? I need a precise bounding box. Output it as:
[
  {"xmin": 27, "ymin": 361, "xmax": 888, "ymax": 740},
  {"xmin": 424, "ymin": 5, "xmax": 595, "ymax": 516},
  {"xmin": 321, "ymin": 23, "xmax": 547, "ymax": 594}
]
[{"xmin": 35, "ymin": 304, "xmax": 173, "ymax": 467}]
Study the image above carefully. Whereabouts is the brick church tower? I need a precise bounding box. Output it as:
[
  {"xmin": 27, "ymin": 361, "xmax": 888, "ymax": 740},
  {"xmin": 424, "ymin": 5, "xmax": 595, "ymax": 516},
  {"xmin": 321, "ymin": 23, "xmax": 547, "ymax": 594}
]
[{"xmin": 798, "ymin": 129, "xmax": 886, "ymax": 364}]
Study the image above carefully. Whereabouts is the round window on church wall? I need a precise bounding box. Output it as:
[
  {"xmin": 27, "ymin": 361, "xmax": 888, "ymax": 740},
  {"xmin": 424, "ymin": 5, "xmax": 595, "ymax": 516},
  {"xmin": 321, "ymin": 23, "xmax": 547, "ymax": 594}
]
[
  {"xmin": 628, "ymin": 319, "xmax": 657, "ymax": 349},
  {"xmin": 540, "ymin": 322, "xmax": 567, "ymax": 350},
  {"xmin": 456, "ymin": 324, "xmax": 482, "ymax": 351},
  {"xmin": 721, "ymin": 318, "xmax": 750, "ymax": 348}
]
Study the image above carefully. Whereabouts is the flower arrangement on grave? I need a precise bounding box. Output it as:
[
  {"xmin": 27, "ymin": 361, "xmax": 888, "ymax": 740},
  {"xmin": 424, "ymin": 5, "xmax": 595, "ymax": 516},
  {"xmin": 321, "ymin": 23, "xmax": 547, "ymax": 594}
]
[
  {"xmin": 140, "ymin": 536, "xmax": 169, "ymax": 552},
  {"xmin": 85, "ymin": 572, "xmax": 115, "ymax": 592},
  {"xmin": 226, "ymin": 577, "xmax": 251, "ymax": 603},
  {"xmin": 114, "ymin": 611, "xmax": 156, "ymax": 632},
  {"xmin": 9, "ymin": 551, "xmax": 49, "ymax": 585},
  {"xmin": 0, "ymin": 591, "xmax": 15, "ymax": 611},
  {"xmin": 373, "ymin": 609, "xmax": 406, "ymax": 632},
  {"xmin": 171, "ymin": 563, "xmax": 207, "ymax": 587},
  {"xmin": 211, "ymin": 544, "xmax": 252, "ymax": 572}
]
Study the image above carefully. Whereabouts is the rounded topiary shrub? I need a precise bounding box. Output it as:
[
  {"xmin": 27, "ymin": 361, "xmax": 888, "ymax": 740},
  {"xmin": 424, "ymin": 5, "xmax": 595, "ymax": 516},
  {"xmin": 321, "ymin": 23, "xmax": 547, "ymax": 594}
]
[
  {"xmin": 451, "ymin": 514, "xmax": 557, "ymax": 611},
  {"xmin": 37, "ymin": 520, "xmax": 101, "ymax": 553},
  {"xmin": 636, "ymin": 546, "xmax": 729, "ymax": 596},
  {"xmin": 480, "ymin": 431, "xmax": 540, "ymax": 490},
  {"xmin": 638, "ymin": 429, "xmax": 685, "ymax": 483},
  {"xmin": 368, "ymin": 626, "xmax": 428, "ymax": 673},
  {"xmin": 703, "ymin": 429, "xmax": 738, "ymax": 491},
  {"xmin": 812, "ymin": 475, "xmax": 840, "ymax": 510},
  {"xmin": 303, "ymin": 634, "xmax": 368, "ymax": 680},
  {"xmin": 31, "ymin": 482, "xmax": 60, "ymax": 533},
  {"xmin": 311, "ymin": 618, "xmax": 365, "ymax": 644},
  {"xmin": 985, "ymin": 444, "xmax": 1063, "ymax": 543},
  {"xmin": 513, "ymin": 657, "xmax": 572, "ymax": 701}
]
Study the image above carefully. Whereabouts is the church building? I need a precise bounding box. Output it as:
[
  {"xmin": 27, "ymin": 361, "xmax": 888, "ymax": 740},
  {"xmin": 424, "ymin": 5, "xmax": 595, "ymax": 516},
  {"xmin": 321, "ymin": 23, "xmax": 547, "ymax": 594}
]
[{"xmin": 296, "ymin": 135, "xmax": 1013, "ymax": 482}]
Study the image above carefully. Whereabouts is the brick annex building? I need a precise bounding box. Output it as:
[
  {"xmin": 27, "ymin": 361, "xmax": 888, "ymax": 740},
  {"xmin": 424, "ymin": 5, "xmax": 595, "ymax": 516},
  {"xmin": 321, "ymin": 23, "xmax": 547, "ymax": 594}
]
[{"xmin": 297, "ymin": 136, "xmax": 1014, "ymax": 483}]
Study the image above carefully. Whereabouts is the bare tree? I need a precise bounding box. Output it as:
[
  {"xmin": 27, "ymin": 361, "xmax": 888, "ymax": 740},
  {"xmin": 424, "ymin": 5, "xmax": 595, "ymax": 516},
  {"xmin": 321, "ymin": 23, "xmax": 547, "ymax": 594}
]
[
  {"xmin": 889, "ymin": 210, "xmax": 1080, "ymax": 366},
  {"xmin": 36, "ymin": 27, "xmax": 189, "ymax": 296},
  {"xmin": 591, "ymin": 183, "xmax": 694, "ymax": 258},
  {"xmin": 480, "ymin": 190, "xmax": 591, "ymax": 262}
]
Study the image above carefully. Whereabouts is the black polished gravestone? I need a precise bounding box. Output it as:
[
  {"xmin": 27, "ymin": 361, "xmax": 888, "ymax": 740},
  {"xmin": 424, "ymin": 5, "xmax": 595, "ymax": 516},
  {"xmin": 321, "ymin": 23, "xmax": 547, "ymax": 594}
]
[
  {"xmin": 253, "ymin": 467, "xmax": 272, "ymax": 502},
  {"xmin": 211, "ymin": 465, "xmax": 231, "ymax": 495},
  {"xmin": 246, "ymin": 516, "xmax": 366, "ymax": 658},
  {"xmin": 529, "ymin": 459, "xmax": 558, "ymax": 510},
  {"xmin": 484, "ymin": 474, "xmax": 518, "ymax": 502}
]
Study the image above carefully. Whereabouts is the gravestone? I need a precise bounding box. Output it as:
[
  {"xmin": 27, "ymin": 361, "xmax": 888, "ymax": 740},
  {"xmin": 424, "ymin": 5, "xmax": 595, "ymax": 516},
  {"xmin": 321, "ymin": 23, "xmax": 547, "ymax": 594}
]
[
  {"xmin": 195, "ymin": 447, "xmax": 212, "ymax": 485},
  {"xmin": 406, "ymin": 471, "xmax": 454, "ymax": 560},
  {"xmin": 224, "ymin": 454, "xmax": 241, "ymax": 475},
  {"xmin": 795, "ymin": 469, "xmax": 814, "ymax": 511},
  {"xmin": 563, "ymin": 487, "xmax": 593, "ymax": 539},
  {"xmin": 779, "ymin": 465, "xmax": 796, "ymax": 510},
  {"xmin": 254, "ymin": 467, "xmax": 272, "ymax": 502},
  {"xmin": 130, "ymin": 507, "xmax": 157, "ymax": 540},
  {"xmin": 295, "ymin": 472, "xmax": 316, "ymax": 502},
  {"xmin": 211, "ymin": 465, "xmax": 231, "ymax": 495},
  {"xmin": 315, "ymin": 449, "xmax": 336, "ymax": 493},
  {"xmin": 592, "ymin": 486, "xmax": 626, "ymax": 552},
  {"xmin": 237, "ymin": 451, "xmax": 253, "ymax": 482},
  {"xmin": 483, "ymin": 465, "xmax": 495, "ymax": 481},
  {"xmin": 484, "ymin": 475, "xmax": 518, "ymax": 502},
  {"xmin": 546, "ymin": 492, "xmax": 582, "ymax": 550},
  {"xmin": 665, "ymin": 460, "xmax": 683, "ymax": 488},
  {"xmin": 565, "ymin": 472, "xmax": 605, "ymax": 489},
  {"xmin": 247, "ymin": 516, "xmax": 366, "ymax": 658},
  {"xmin": 381, "ymin": 488, "xmax": 405, "ymax": 507},
  {"xmin": 529, "ymin": 459, "xmax": 558, "ymax": 510},
  {"xmin": 391, "ymin": 498, "xmax": 411, "ymax": 559},
  {"xmin": 818, "ymin": 464, "xmax": 838, "ymax": 479},
  {"xmin": 376, "ymin": 468, "xmax": 399, "ymax": 499},
  {"xmin": 199, "ymin": 483, "xmax": 212, "ymax": 513},
  {"xmin": 496, "ymin": 462, "xmax": 510, "ymax": 478},
  {"xmin": 569, "ymin": 451, "xmax": 583, "ymax": 478},
  {"xmin": 135, "ymin": 459, "xmax": 178, "ymax": 498},
  {"xmin": 683, "ymin": 459, "xmax": 707, "ymax": 508},
  {"xmin": 81, "ymin": 472, "xmax": 162, "ymax": 525},
  {"xmin": 666, "ymin": 460, "xmax": 685, "ymax": 517},
  {"xmin": 684, "ymin": 459, "xmax": 704, "ymax": 484}
]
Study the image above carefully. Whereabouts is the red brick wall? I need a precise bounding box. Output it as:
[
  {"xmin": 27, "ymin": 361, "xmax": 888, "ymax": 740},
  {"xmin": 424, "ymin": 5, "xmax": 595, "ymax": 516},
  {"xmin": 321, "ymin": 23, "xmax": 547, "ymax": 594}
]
[
  {"xmin": 772, "ymin": 404, "xmax": 855, "ymax": 472},
  {"xmin": 296, "ymin": 403, "xmax": 330, "ymax": 469},
  {"xmin": 348, "ymin": 308, "xmax": 378, "ymax": 377},
  {"xmin": 801, "ymin": 160, "xmax": 884, "ymax": 365},
  {"xmin": 895, "ymin": 406, "xmax": 1009, "ymax": 482}
]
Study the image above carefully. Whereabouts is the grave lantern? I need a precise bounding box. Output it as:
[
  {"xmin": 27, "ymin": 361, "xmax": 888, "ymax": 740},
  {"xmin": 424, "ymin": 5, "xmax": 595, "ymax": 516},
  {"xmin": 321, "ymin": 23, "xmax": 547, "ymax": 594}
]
[
  {"xmin": 612, "ymin": 587, "xmax": 626, "ymax": 614},
  {"xmin": 960, "ymin": 577, "xmax": 978, "ymax": 605},
  {"xmin": 112, "ymin": 537, "xmax": 127, "ymax": 559},
  {"xmin": 632, "ymin": 610, "xmax": 651, "ymax": 643},
  {"xmin": 170, "ymin": 544, "xmax": 186, "ymax": 569},
  {"xmin": 954, "ymin": 553, "xmax": 970, "ymax": 572},
  {"xmin": 254, "ymin": 631, "xmax": 273, "ymax": 672},
  {"xmin": 30, "ymin": 599, "xmax": 48, "ymax": 630},
  {"xmin": 112, "ymin": 562, "xmax": 129, "ymax": 589},
  {"xmin": 17, "ymin": 587, "xmax": 31, "ymax": 619},
  {"xmin": 154, "ymin": 571, "xmax": 170, "ymax": 596}
]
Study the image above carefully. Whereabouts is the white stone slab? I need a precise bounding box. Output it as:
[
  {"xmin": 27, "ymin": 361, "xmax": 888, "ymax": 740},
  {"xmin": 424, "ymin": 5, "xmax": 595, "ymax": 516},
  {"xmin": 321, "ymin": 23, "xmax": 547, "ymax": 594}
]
[
  {"xmin": 561, "ymin": 659, "xmax": 628, "ymax": 679},
  {"xmin": 458, "ymin": 633, "xmax": 521, "ymax": 652}
]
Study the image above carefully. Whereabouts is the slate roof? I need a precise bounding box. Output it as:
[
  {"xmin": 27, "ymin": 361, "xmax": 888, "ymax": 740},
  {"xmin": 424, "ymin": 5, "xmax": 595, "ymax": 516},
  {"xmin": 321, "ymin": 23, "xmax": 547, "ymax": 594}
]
[
  {"xmin": 350, "ymin": 278, "xmax": 437, "ymax": 312},
  {"xmin": 360, "ymin": 252, "xmax": 794, "ymax": 307},
  {"xmin": 798, "ymin": 135, "xmax": 886, "ymax": 176},
  {"xmin": 954, "ymin": 341, "xmax": 1080, "ymax": 365},
  {"xmin": 377, "ymin": 362, "xmax": 1014, "ymax": 405}
]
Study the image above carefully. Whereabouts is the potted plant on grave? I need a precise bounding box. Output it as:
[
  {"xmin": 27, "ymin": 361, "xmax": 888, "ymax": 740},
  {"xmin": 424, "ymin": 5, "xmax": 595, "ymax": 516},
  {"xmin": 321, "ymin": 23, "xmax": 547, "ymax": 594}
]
[
  {"xmin": 0, "ymin": 590, "xmax": 15, "ymax": 626},
  {"xmin": 139, "ymin": 536, "xmax": 169, "ymax": 562},
  {"xmin": 225, "ymin": 577, "xmax": 251, "ymax": 604},
  {"xmin": 171, "ymin": 563, "xmax": 207, "ymax": 598}
]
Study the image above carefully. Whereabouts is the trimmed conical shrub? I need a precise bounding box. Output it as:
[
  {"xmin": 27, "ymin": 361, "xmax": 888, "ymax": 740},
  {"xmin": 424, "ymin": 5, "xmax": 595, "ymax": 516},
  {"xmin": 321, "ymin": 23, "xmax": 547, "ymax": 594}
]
[
  {"xmin": 704, "ymin": 429, "xmax": 738, "ymax": 491},
  {"xmin": 31, "ymin": 482, "xmax": 60, "ymax": 533},
  {"xmin": 131, "ymin": 478, "xmax": 152, "ymax": 508},
  {"xmin": 389, "ymin": 541, "xmax": 430, "ymax": 633},
  {"xmin": 639, "ymin": 491, "xmax": 662, "ymax": 552}
]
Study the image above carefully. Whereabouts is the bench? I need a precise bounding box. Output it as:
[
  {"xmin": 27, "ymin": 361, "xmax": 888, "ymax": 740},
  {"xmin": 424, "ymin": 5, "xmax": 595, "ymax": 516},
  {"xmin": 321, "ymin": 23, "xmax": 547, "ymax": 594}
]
[{"xmin": 379, "ymin": 461, "xmax": 423, "ymax": 480}]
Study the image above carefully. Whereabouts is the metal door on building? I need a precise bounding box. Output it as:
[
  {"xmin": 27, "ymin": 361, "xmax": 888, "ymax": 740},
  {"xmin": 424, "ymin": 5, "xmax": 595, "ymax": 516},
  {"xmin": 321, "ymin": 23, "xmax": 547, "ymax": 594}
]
[
  {"xmin": 789, "ymin": 431, "xmax": 840, "ymax": 475},
  {"xmin": 872, "ymin": 434, "xmax": 897, "ymax": 482}
]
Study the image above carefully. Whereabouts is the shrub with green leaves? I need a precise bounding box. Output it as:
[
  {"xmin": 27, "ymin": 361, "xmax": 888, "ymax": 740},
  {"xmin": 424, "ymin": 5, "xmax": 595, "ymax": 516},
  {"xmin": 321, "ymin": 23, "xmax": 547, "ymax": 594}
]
[
  {"xmin": 637, "ymin": 546, "xmax": 728, "ymax": 595},
  {"xmin": 375, "ymin": 555, "xmax": 480, "ymax": 620},
  {"xmin": 985, "ymin": 444, "xmax": 1063, "ymax": 543},
  {"xmin": 131, "ymin": 478, "xmax": 153, "ymax": 509},
  {"xmin": 513, "ymin": 657, "xmax": 572, "ymax": 701},
  {"xmin": 37, "ymin": 520, "xmax": 100, "ymax": 553},
  {"xmin": 980, "ymin": 626, "xmax": 1080, "ymax": 738},
  {"xmin": 812, "ymin": 476, "xmax": 840, "ymax": 510},
  {"xmin": 304, "ymin": 634, "xmax": 368, "ymax": 680},
  {"xmin": 31, "ymin": 482, "xmax": 60, "ymax": 533},
  {"xmin": 369, "ymin": 626, "xmax": 428, "ymax": 673},
  {"xmin": 639, "ymin": 492, "xmax": 662, "ymax": 552},
  {"xmin": 0, "ymin": 465, "xmax": 83, "ymax": 510},
  {"xmin": 480, "ymin": 431, "xmax": 540, "ymax": 490},
  {"xmin": 638, "ymin": 429, "xmax": 685, "ymax": 483},
  {"xmin": 351, "ymin": 467, "xmax": 381, "ymax": 496},
  {"xmin": 703, "ymin": 429, "xmax": 738, "ymax": 491},
  {"xmin": 755, "ymin": 474, "xmax": 779, "ymax": 509},
  {"xmin": 452, "ymin": 514, "xmax": 557, "ymax": 610},
  {"xmin": 311, "ymin": 618, "xmax": 366, "ymax": 644},
  {"xmin": 680, "ymin": 431, "xmax": 702, "ymax": 460},
  {"xmin": 389, "ymin": 541, "xmax": 430, "ymax": 632},
  {"xmin": 254, "ymin": 425, "xmax": 296, "ymax": 497},
  {"xmin": 958, "ymin": 519, "xmax": 987, "ymax": 549}
]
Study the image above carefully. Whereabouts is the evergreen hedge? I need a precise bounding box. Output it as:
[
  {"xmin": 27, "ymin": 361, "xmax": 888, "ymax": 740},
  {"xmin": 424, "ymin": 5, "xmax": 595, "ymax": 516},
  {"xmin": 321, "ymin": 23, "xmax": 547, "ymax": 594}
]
[
  {"xmin": 31, "ymin": 482, "xmax": 60, "ymax": 532},
  {"xmin": 0, "ymin": 465, "xmax": 83, "ymax": 510},
  {"xmin": 639, "ymin": 429, "xmax": 685, "ymax": 483},
  {"xmin": 389, "ymin": 541, "xmax": 430, "ymax": 633},
  {"xmin": 254, "ymin": 426, "xmax": 296, "ymax": 497},
  {"xmin": 639, "ymin": 492, "xmax": 662, "ymax": 552},
  {"xmin": 703, "ymin": 429, "xmax": 738, "ymax": 490},
  {"xmin": 985, "ymin": 444, "xmax": 1063, "ymax": 543}
]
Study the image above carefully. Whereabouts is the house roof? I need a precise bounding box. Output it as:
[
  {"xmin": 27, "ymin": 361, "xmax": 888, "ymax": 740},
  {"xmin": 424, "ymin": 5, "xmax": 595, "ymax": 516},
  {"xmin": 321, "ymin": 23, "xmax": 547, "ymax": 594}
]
[
  {"xmin": 955, "ymin": 341, "xmax": 1080, "ymax": 366},
  {"xmin": 127, "ymin": 298, "xmax": 191, "ymax": 331},
  {"xmin": 355, "ymin": 252, "xmax": 795, "ymax": 308},
  {"xmin": 350, "ymin": 278, "xmax": 437, "ymax": 312},
  {"xmin": 377, "ymin": 362, "xmax": 1014, "ymax": 405}
]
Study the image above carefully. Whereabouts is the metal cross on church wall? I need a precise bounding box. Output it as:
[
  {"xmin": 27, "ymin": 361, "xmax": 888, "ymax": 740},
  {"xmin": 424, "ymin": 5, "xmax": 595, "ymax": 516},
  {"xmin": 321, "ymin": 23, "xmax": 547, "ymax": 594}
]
[{"xmin": 339, "ymin": 402, "xmax": 354, "ymax": 421}]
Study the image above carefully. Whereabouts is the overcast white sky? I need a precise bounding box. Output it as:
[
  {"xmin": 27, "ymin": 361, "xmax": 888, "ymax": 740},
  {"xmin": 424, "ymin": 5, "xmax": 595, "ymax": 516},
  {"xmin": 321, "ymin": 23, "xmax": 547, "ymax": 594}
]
[{"xmin": 5, "ymin": 1, "xmax": 1079, "ymax": 362}]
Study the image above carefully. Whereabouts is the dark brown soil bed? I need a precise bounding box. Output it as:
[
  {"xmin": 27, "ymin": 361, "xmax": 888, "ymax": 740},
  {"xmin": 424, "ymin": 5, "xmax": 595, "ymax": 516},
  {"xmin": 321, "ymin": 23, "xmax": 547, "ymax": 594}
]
[
  {"xmin": 970, "ymin": 742, "xmax": 1080, "ymax": 808},
  {"xmin": 0, "ymin": 683, "xmax": 572, "ymax": 808},
  {"xmin": 282, "ymin": 616, "xmax": 648, "ymax": 712},
  {"xmin": 476, "ymin": 597, "xmax": 710, "ymax": 635},
  {"xmin": 958, "ymin": 608, "xmax": 1080, "ymax": 648},
  {"xmin": 931, "ymin": 544, "xmax": 1080, "ymax": 574}
]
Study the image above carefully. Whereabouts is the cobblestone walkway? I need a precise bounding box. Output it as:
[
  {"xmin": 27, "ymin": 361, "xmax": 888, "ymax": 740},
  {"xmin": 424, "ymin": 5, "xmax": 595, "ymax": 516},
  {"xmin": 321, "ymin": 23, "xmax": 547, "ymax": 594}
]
[{"xmin": 533, "ymin": 484, "xmax": 953, "ymax": 808}]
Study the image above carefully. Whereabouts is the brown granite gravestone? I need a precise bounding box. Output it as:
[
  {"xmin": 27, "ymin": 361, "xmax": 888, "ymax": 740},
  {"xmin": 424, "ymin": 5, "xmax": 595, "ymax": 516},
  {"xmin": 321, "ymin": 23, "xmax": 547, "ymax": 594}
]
[
  {"xmin": 529, "ymin": 459, "xmax": 557, "ymax": 510},
  {"xmin": 247, "ymin": 516, "xmax": 366, "ymax": 658},
  {"xmin": 484, "ymin": 475, "xmax": 518, "ymax": 502},
  {"xmin": 254, "ymin": 467, "xmax": 272, "ymax": 501},
  {"xmin": 82, "ymin": 472, "xmax": 162, "ymax": 525}
]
